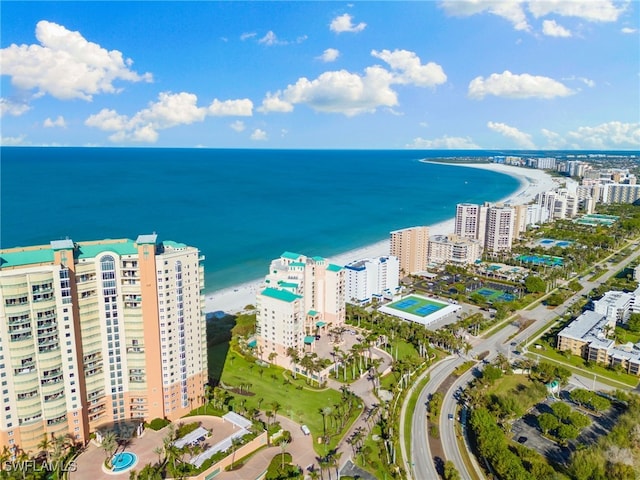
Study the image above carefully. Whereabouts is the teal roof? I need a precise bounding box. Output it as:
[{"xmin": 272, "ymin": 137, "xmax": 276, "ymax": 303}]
[
  {"xmin": 163, "ymin": 240, "xmax": 187, "ymax": 248},
  {"xmin": 281, "ymin": 251, "xmax": 302, "ymax": 260},
  {"xmin": 260, "ymin": 287, "xmax": 302, "ymax": 303},
  {"xmin": 304, "ymin": 335, "xmax": 315, "ymax": 344},
  {"xmin": 327, "ymin": 264, "xmax": 343, "ymax": 272},
  {"xmin": 0, "ymin": 248, "xmax": 54, "ymax": 269},
  {"xmin": 289, "ymin": 262, "xmax": 306, "ymax": 268},
  {"xmin": 308, "ymin": 310, "xmax": 318, "ymax": 316},
  {"xmin": 77, "ymin": 240, "xmax": 138, "ymax": 259},
  {"xmin": 248, "ymin": 339, "xmax": 257, "ymax": 348},
  {"xmin": 312, "ymin": 256, "xmax": 325, "ymax": 262},
  {"xmin": 278, "ymin": 281, "xmax": 298, "ymax": 289},
  {"xmin": 316, "ymin": 321, "xmax": 327, "ymax": 327}
]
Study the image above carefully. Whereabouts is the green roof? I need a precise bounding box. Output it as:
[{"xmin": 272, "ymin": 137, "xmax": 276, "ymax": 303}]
[
  {"xmin": 327, "ymin": 264, "xmax": 343, "ymax": 272},
  {"xmin": 0, "ymin": 248, "xmax": 54, "ymax": 269},
  {"xmin": 281, "ymin": 251, "xmax": 302, "ymax": 260},
  {"xmin": 163, "ymin": 240, "xmax": 187, "ymax": 248},
  {"xmin": 77, "ymin": 240, "xmax": 138, "ymax": 259},
  {"xmin": 260, "ymin": 287, "xmax": 302, "ymax": 303}
]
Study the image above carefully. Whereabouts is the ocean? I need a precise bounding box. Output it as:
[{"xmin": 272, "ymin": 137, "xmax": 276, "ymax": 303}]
[{"xmin": 1, "ymin": 148, "xmax": 520, "ymax": 291}]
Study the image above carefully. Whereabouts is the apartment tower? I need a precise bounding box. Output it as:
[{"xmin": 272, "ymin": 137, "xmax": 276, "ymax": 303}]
[
  {"xmin": 0, "ymin": 235, "xmax": 207, "ymax": 453},
  {"xmin": 256, "ymin": 252, "xmax": 345, "ymax": 361},
  {"xmin": 389, "ymin": 226, "xmax": 430, "ymax": 277}
]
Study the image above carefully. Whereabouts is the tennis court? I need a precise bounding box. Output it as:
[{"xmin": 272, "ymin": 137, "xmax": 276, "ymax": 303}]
[
  {"xmin": 474, "ymin": 287, "xmax": 516, "ymax": 302},
  {"xmin": 386, "ymin": 295, "xmax": 446, "ymax": 317},
  {"xmin": 379, "ymin": 294, "xmax": 461, "ymax": 326}
]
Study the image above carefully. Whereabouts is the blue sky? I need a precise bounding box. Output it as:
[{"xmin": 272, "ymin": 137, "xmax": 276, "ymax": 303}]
[{"xmin": 1, "ymin": 1, "xmax": 639, "ymax": 149}]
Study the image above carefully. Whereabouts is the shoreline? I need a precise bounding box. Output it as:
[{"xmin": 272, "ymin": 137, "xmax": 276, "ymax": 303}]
[{"xmin": 205, "ymin": 162, "xmax": 563, "ymax": 316}]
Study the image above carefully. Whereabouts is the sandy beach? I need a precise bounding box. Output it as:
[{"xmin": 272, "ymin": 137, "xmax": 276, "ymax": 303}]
[{"xmin": 205, "ymin": 162, "xmax": 562, "ymax": 315}]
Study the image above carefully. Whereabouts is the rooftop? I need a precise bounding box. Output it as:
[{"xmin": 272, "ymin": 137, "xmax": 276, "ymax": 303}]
[{"xmin": 260, "ymin": 287, "xmax": 302, "ymax": 303}]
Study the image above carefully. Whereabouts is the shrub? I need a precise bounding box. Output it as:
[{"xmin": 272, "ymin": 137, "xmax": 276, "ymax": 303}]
[{"xmin": 148, "ymin": 418, "xmax": 170, "ymax": 430}]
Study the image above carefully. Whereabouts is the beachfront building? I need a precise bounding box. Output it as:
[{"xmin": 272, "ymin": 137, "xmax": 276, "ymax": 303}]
[
  {"xmin": 0, "ymin": 235, "xmax": 208, "ymax": 453},
  {"xmin": 427, "ymin": 234, "xmax": 481, "ymax": 266},
  {"xmin": 536, "ymin": 189, "xmax": 579, "ymax": 221},
  {"xmin": 484, "ymin": 205, "xmax": 516, "ymax": 254},
  {"xmin": 344, "ymin": 256, "xmax": 400, "ymax": 305},
  {"xmin": 454, "ymin": 203, "xmax": 487, "ymax": 246},
  {"xmin": 390, "ymin": 226, "xmax": 430, "ymax": 277},
  {"xmin": 256, "ymin": 252, "xmax": 346, "ymax": 361},
  {"xmin": 593, "ymin": 290, "xmax": 634, "ymax": 325}
]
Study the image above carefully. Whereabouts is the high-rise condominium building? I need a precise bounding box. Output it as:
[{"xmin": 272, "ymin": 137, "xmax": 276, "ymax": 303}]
[
  {"xmin": 345, "ymin": 256, "xmax": 400, "ymax": 304},
  {"xmin": 454, "ymin": 203, "xmax": 487, "ymax": 246},
  {"xmin": 0, "ymin": 235, "xmax": 207, "ymax": 453},
  {"xmin": 427, "ymin": 235, "xmax": 481, "ymax": 265},
  {"xmin": 389, "ymin": 226, "xmax": 429, "ymax": 276},
  {"xmin": 484, "ymin": 206, "xmax": 515, "ymax": 254},
  {"xmin": 256, "ymin": 252, "xmax": 345, "ymax": 361}
]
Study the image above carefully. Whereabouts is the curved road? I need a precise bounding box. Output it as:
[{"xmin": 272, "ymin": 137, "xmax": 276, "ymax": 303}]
[{"xmin": 410, "ymin": 238, "xmax": 640, "ymax": 480}]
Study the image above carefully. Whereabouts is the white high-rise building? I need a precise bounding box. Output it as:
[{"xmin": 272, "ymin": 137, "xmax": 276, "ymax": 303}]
[
  {"xmin": 345, "ymin": 256, "xmax": 400, "ymax": 304},
  {"xmin": 427, "ymin": 235, "xmax": 481, "ymax": 265},
  {"xmin": 256, "ymin": 252, "xmax": 345, "ymax": 360},
  {"xmin": 454, "ymin": 203, "xmax": 487, "ymax": 245},
  {"xmin": 484, "ymin": 205, "xmax": 515, "ymax": 253}
]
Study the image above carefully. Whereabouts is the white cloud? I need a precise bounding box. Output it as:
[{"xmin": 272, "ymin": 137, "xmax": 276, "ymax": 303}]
[
  {"xmin": 250, "ymin": 128, "xmax": 268, "ymax": 141},
  {"xmin": 86, "ymin": 91, "xmax": 211, "ymax": 143},
  {"xmin": 621, "ymin": 27, "xmax": 637, "ymax": 34},
  {"xmin": 240, "ymin": 32, "xmax": 257, "ymax": 41},
  {"xmin": 330, "ymin": 13, "xmax": 367, "ymax": 33},
  {"xmin": 0, "ymin": 98, "xmax": 31, "ymax": 117},
  {"xmin": 318, "ymin": 48, "xmax": 340, "ymax": 63},
  {"xmin": 208, "ymin": 98, "xmax": 253, "ymax": 116},
  {"xmin": 542, "ymin": 19, "xmax": 572, "ymax": 37},
  {"xmin": 1, "ymin": 20, "xmax": 152, "ymax": 101},
  {"xmin": 371, "ymin": 49, "xmax": 447, "ymax": 87},
  {"xmin": 259, "ymin": 31, "xmax": 283, "ymax": 46},
  {"xmin": 440, "ymin": 0, "xmax": 531, "ymax": 31},
  {"xmin": 86, "ymin": 93, "xmax": 254, "ymax": 143},
  {"xmin": 563, "ymin": 76, "xmax": 596, "ymax": 88},
  {"xmin": 258, "ymin": 92, "xmax": 295, "ymax": 113},
  {"xmin": 468, "ymin": 70, "xmax": 574, "ymax": 99},
  {"xmin": 1, "ymin": 134, "xmax": 27, "ymax": 145},
  {"xmin": 43, "ymin": 115, "xmax": 66, "ymax": 128},
  {"xmin": 259, "ymin": 49, "xmax": 446, "ymax": 116},
  {"xmin": 566, "ymin": 121, "xmax": 640, "ymax": 148},
  {"xmin": 406, "ymin": 135, "xmax": 480, "ymax": 149},
  {"xmin": 487, "ymin": 121, "xmax": 536, "ymax": 148},
  {"xmin": 230, "ymin": 120, "xmax": 245, "ymax": 132},
  {"xmin": 528, "ymin": 0, "xmax": 626, "ymax": 22},
  {"xmin": 541, "ymin": 128, "xmax": 568, "ymax": 148}
]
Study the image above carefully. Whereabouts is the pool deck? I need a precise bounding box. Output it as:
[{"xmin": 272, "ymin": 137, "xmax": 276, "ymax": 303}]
[{"xmin": 70, "ymin": 414, "xmax": 316, "ymax": 479}]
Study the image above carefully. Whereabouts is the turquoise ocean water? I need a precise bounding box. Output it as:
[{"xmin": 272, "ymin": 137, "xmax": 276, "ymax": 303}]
[{"xmin": 1, "ymin": 148, "xmax": 520, "ymax": 291}]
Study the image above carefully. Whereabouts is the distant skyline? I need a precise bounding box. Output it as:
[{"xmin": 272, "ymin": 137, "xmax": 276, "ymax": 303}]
[{"xmin": 1, "ymin": 1, "xmax": 639, "ymax": 149}]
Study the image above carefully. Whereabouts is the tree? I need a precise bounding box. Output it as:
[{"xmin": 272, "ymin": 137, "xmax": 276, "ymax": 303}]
[
  {"xmin": 100, "ymin": 431, "xmax": 118, "ymax": 467},
  {"xmin": 550, "ymin": 401, "xmax": 572, "ymax": 422},
  {"xmin": 443, "ymin": 460, "xmax": 461, "ymax": 480},
  {"xmin": 482, "ymin": 365, "xmax": 503, "ymax": 384},
  {"xmin": 537, "ymin": 413, "xmax": 559, "ymax": 435},
  {"xmin": 524, "ymin": 275, "xmax": 546, "ymax": 294},
  {"xmin": 229, "ymin": 437, "xmax": 243, "ymax": 471}
]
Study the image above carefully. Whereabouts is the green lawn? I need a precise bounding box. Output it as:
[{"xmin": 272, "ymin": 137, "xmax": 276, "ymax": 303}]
[{"xmin": 220, "ymin": 349, "xmax": 360, "ymax": 454}]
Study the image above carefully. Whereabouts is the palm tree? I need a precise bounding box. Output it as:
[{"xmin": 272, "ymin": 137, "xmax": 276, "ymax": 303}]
[
  {"xmin": 0, "ymin": 445, "xmax": 11, "ymax": 471},
  {"xmin": 229, "ymin": 437, "xmax": 243, "ymax": 470},
  {"xmin": 38, "ymin": 433, "xmax": 53, "ymax": 463},
  {"xmin": 319, "ymin": 406, "xmax": 332, "ymax": 441},
  {"xmin": 100, "ymin": 431, "xmax": 118, "ymax": 468},
  {"xmin": 286, "ymin": 347, "xmax": 300, "ymax": 379}
]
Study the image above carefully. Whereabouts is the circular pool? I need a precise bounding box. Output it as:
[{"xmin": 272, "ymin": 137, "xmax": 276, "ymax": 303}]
[{"xmin": 112, "ymin": 452, "xmax": 138, "ymax": 473}]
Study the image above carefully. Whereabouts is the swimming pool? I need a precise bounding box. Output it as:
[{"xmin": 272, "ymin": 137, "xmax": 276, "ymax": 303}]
[{"xmin": 112, "ymin": 452, "xmax": 137, "ymax": 473}]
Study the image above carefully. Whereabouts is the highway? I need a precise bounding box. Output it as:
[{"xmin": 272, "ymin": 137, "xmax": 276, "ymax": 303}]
[{"xmin": 408, "ymin": 238, "xmax": 640, "ymax": 480}]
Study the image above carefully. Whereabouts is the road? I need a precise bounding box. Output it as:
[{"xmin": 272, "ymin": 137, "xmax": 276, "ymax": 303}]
[{"xmin": 409, "ymin": 238, "xmax": 640, "ymax": 480}]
